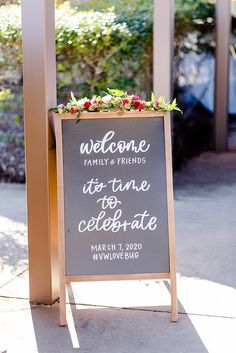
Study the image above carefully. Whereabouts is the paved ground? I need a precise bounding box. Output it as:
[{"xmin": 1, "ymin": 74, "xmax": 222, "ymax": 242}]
[{"xmin": 0, "ymin": 152, "xmax": 236, "ymax": 353}]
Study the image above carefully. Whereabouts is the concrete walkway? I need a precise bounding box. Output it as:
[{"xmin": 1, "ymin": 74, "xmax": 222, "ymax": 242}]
[{"xmin": 0, "ymin": 152, "xmax": 236, "ymax": 353}]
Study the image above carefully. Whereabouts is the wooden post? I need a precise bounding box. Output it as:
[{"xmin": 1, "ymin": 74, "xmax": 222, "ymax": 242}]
[
  {"xmin": 21, "ymin": 0, "xmax": 59, "ymax": 303},
  {"xmin": 153, "ymin": 0, "xmax": 174, "ymax": 100},
  {"xmin": 215, "ymin": 0, "xmax": 231, "ymax": 151}
]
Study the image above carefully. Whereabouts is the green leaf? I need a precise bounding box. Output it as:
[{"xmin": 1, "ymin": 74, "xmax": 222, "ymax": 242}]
[
  {"xmin": 107, "ymin": 88, "xmax": 125, "ymax": 97},
  {"xmin": 174, "ymin": 107, "xmax": 183, "ymax": 114},
  {"xmin": 151, "ymin": 91, "xmax": 155, "ymax": 103},
  {"xmin": 172, "ymin": 98, "xmax": 176, "ymax": 105},
  {"xmin": 158, "ymin": 96, "xmax": 165, "ymax": 105},
  {"xmin": 13, "ymin": 114, "xmax": 21, "ymax": 125},
  {"xmin": 70, "ymin": 91, "xmax": 77, "ymax": 103},
  {"xmin": 48, "ymin": 106, "xmax": 59, "ymax": 113}
]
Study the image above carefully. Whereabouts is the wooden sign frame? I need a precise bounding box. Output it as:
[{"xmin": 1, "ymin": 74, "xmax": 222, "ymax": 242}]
[{"xmin": 53, "ymin": 111, "xmax": 177, "ymax": 326}]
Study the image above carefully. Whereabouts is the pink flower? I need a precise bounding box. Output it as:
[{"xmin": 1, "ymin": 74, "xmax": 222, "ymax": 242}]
[
  {"xmin": 84, "ymin": 101, "xmax": 92, "ymax": 109},
  {"xmin": 122, "ymin": 99, "xmax": 129, "ymax": 106},
  {"xmin": 70, "ymin": 107, "xmax": 77, "ymax": 114},
  {"xmin": 132, "ymin": 95, "xmax": 140, "ymax": 101},
  {"xmin": 59, "ymin": 104, "xmax": 65, "ymax": 110},
  {"xmin": 155, "ymin": 100, "xmax": 160, "ymax": 107}
]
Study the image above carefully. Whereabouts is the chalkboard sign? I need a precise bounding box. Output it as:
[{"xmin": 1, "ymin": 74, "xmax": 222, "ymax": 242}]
[{"xmin": 53, "ymin": 111, "xmax": 177, "ymax": 325}]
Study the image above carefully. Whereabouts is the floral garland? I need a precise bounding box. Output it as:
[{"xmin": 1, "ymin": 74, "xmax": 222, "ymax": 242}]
[{"xmin": 50, "ymin": 89, "xmax": 182, "ymax": 119}]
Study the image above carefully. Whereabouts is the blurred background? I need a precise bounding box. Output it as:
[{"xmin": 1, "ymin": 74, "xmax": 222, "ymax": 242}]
[{"xmin": 0, "ymin": 0, "xmax": 235, "ymax": 183}]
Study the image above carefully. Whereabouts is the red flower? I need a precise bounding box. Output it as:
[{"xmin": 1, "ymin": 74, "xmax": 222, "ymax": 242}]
[
  {"xmin": 70, "ymin": 107, "xmax": 77, "ymax": 114},
  {"xmin": 134, "ymin": 101, "xmax": 145, "ymax": 111},
  {"xmin": 84, "ymin": 101, "xmax": 92, "ymax": 109},
  {"xmin": 132, "ymin": 95, "xmax": 140, "ymax": 101},
  {"xmin": 98, "ymin": 100, "xmax": 103, "ymax": 104},
  {"xmin": 122, "ymin": 99, "xmax": 129, "ymax": 106},
  {"xmin": 138, "ymin": 101, "xmax": 146, "ymax": 111},
  {"xmin": 155, "ymin": 100, "xmax": 160, "ymax": 107}
]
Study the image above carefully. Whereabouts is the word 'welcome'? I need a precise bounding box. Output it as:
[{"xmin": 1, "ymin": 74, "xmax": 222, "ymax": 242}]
[{"xmin": 80, "ymin": 131, "xmax": 150, "ymax": 155}]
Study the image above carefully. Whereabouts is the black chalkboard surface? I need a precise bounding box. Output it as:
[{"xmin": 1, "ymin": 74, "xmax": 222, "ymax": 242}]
[
  {"xmin": 62, "ymin": 118, "xmax": 169, "ymax": 276},
  {"xmin": 54, "ymin": 111, "xmax": 177, "ymax": 325}
]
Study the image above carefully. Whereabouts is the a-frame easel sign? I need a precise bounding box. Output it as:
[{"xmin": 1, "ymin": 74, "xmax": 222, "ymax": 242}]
[{"xmin": 53, "ymin": 111, "xmax": 178, "ymax": 326}]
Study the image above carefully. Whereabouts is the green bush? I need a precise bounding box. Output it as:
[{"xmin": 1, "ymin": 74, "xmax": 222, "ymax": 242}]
[
  {"xmin": 0, "ymin": 1, "xmax": 215, "ymax": 100},
  {"xmin": 55, "ymin": 2, "xmax": 154, "ymax": 99},
  {"xmin": 0, "ymin": 5, "xmax": 22, "ymax": 85}
]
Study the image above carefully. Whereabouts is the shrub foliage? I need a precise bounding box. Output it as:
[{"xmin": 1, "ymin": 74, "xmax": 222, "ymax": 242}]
[{"xmin": 0, "ymin": 1, "xmax": 215, "ymax": 99}]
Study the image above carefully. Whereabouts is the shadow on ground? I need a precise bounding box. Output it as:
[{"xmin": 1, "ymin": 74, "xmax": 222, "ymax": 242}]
[{"xmin": 30, "ymin": 302, "xmax": 209, "ymax": 353}]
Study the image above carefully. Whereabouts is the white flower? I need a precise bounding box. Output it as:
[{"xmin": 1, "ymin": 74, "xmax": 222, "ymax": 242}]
[
  {"xmin": 102, "ymin": 95, "xmax": 113, "ymax": 104},
  {"xmin": 77, "ymin": 98, "xmax": 88, "ymax": 108}
]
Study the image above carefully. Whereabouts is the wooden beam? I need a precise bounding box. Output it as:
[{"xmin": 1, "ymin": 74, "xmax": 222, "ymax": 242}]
[
  {"xmin": 153, "ymin": 0, "xmax": 174, "ymax": 100},
  {"xmin": 215, "ymin": 0, "xmax": 231, "ymax": 151},
  {"xmin": 21, "ymin": 0, "xmax": 58, "ymax": 303}
]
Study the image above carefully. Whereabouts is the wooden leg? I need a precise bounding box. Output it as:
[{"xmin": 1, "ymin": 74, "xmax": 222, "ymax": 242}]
[
  {"xmin": 170, "ymin": 275, "xmax": 178, "ymax": 322},
  {"xmin": 164, "ymin": 113, "xmax": 178, "ymax": 322},
  {"xmin": 55, "ymin": 117, "xmax": 67, "ymax": 326},
  {"xmin": 60, "ymin": 279, "xmax": 67, "ymax": 326}
]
